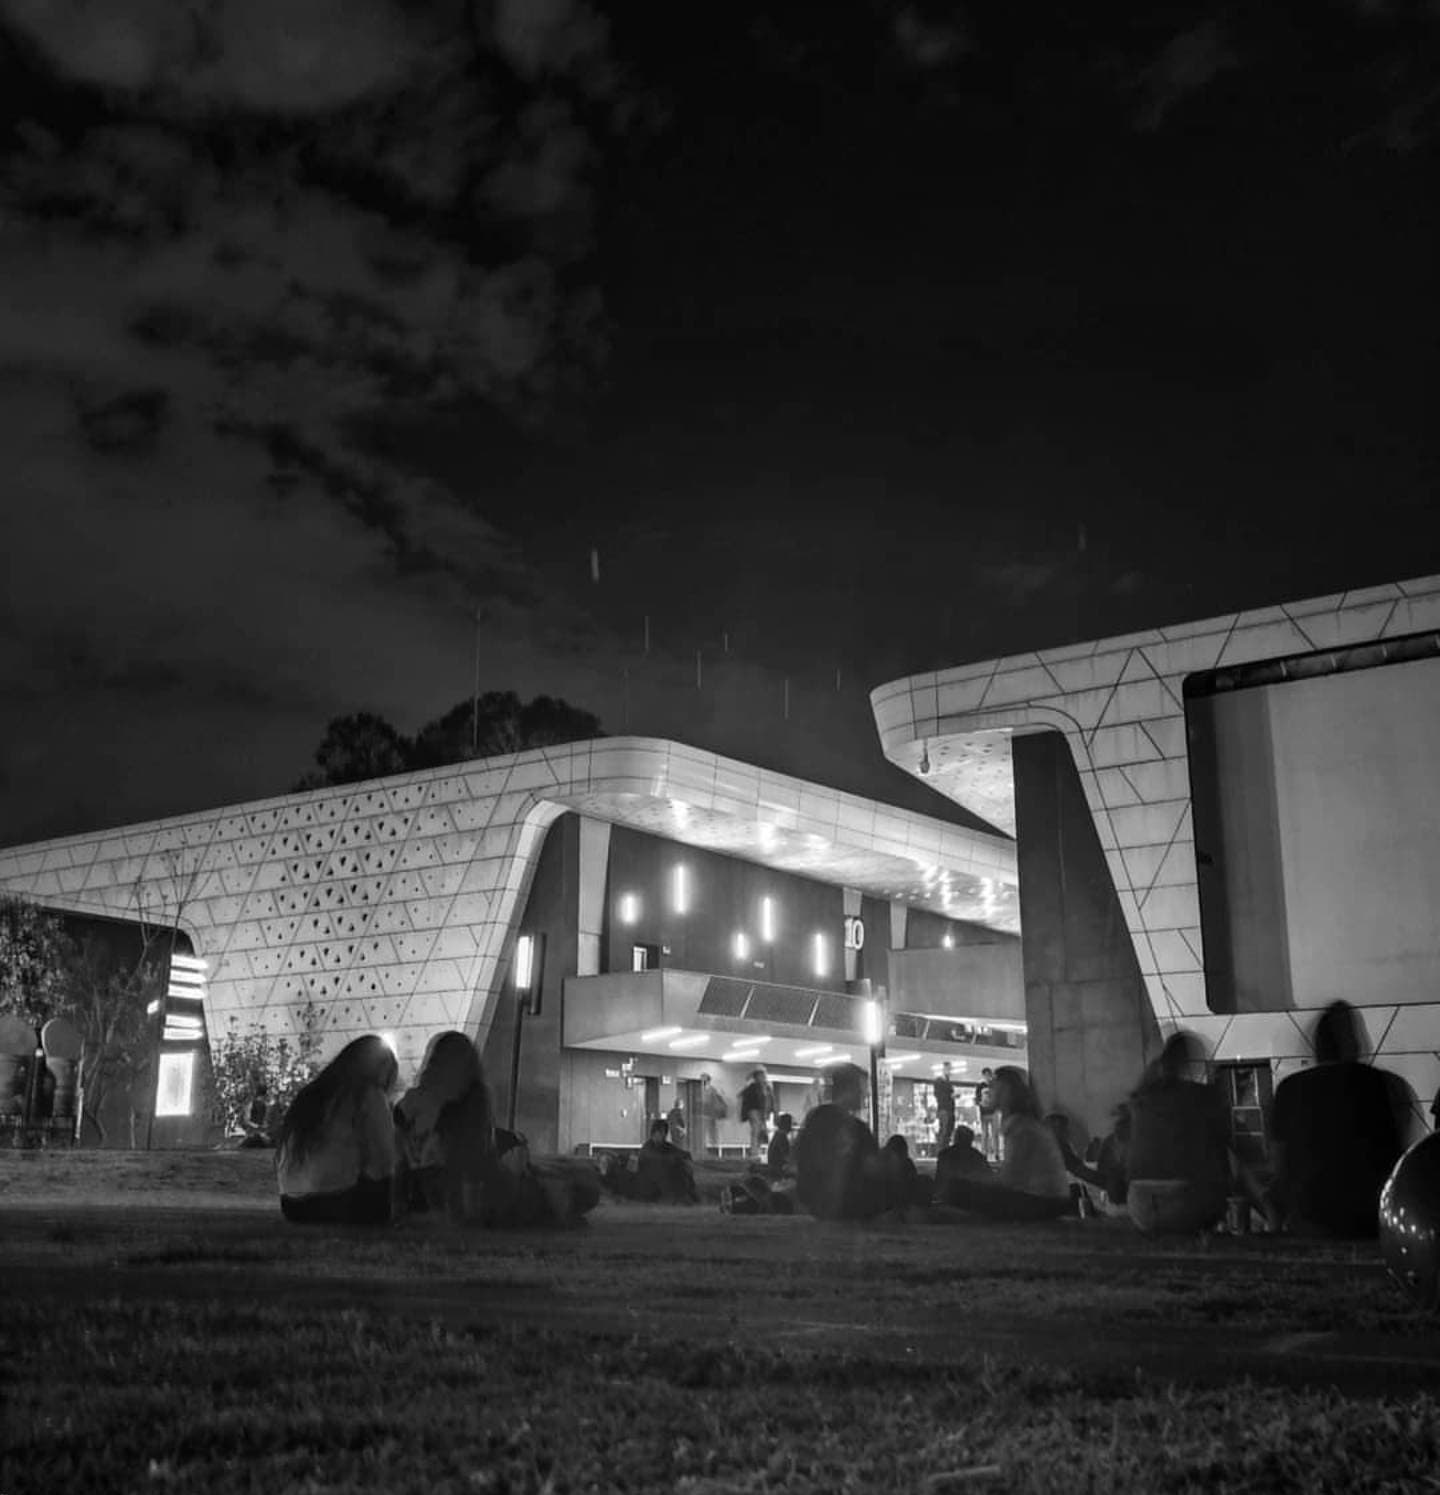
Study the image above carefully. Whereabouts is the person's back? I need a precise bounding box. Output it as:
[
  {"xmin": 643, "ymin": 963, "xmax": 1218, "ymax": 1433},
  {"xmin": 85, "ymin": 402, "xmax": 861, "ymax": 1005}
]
[
  {"xmin": 394, "ymin": 1031, "xmax": 497, "ymax": 1218},
  {"xmin": 636, "ymin": 1133, "xmax": 698, "ymax": 1203},
  {"xmin": 276, "ymin": 1036, "xmax": 398, "ymax": 1224},
  {"xmin": 934, "ymin": 1131, "xmax": 991, "ymax": 1202},
  {"xmin": 996, "ymin": 1113, "xmax": 1070, "ymax": 1199},
  {"xmin": 1271, "ymin": 1059, "xmax": 1404, "ymax": 1236},
  {"xmin": 1124, "ymin": 1036, "xmax": 1231, "ymax": 1233},
  {"xmin": 794, "ymin": 1103, "xmax": 883, "ymax": 1221},
  {"xmin": 1127, "ymin": 1078, "xmax": 1230, "ymax": 1191},
  {"xmin": 766, "ymin": 1121, "xmax": 793, "ymax": 1177}
]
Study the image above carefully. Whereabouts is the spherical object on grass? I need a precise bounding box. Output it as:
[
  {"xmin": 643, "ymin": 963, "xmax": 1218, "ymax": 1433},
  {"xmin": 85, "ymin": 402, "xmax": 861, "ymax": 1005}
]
[{"xmin": 1379, "ymin": 1133, "xmax": 1440, "ymax": 1312}]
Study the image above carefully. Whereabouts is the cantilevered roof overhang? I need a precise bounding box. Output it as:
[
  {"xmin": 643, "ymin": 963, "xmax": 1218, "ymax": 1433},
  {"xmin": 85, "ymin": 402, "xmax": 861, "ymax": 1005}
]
[{"xmin": 0, "ymin": 736, "xmax": 1020, "ymax": 1069}]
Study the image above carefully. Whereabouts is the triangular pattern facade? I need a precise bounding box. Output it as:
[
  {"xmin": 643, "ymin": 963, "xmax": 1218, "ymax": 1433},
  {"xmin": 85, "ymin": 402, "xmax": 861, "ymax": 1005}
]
[
  {"xmin": 874, "ymin": 573, "xmax": 1440, "ymax": 1063},
  {"xmin": 0, "ymin": 739, "xmax": 1016, "ymax": 1080}
]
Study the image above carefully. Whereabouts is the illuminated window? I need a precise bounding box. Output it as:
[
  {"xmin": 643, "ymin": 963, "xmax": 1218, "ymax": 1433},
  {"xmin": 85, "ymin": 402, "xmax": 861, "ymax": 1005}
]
[
  {"xmin": 672, "ymin": 865, "xmax": 690, "ymax": 915},
  {"xmin": 618, "ymin": 892, "xmax": 640, "ymax": 926},
  {"xmin": 733, "ymin": 930, "xmax": 750, "ymax": 962},
  {"xmin": 760, "ymin": 896, "xmax": 776, "ymax": 942},
  {"xmin": 812, "ymin": 932, "xmax": 829, "ymax": 979},
  {"xmin": 154, "ymin": 1051, "xmax": 195, "ymax": 1118}
]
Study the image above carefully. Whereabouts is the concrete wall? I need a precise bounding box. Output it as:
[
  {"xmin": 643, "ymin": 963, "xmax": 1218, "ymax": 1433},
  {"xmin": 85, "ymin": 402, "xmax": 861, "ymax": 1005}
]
[
  {"xmin": 886, "ymin": 943, "xmax": 1025, "ymax": 1022},
  {"xmin": 1014, "ymin": 731, "xmax": 1161, "ymax": 1140},
  {"xmin": 482, "ymin": 813, "xmax": 576, "ymax": 1152}
]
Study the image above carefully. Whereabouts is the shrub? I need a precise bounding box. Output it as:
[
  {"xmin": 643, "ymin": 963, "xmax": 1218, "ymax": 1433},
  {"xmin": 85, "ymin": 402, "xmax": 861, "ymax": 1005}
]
[{"xmin": 209, "ymin": 1001, "xmax": 322, "ymax": 1137}]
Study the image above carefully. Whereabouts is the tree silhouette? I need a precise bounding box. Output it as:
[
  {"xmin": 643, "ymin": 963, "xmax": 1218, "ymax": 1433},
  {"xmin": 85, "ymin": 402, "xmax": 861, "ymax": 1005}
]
[
  {"xmin": 294, "ymin": 712, "xmax": 413, "ymax": 791},
  {"xmin": 297, "ymin": 694, "xmax": 604, "ymax": 787}
]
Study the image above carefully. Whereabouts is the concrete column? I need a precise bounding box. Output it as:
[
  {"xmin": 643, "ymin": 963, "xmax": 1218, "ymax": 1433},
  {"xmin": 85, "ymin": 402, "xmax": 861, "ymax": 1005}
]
[
  {"xmin": 1014, "ymin": 730, "xmax": 1161, "ymax": 1143},
  {"xmin": 575, "ymin": 817, "xmax": 611, "ymax": 977}
]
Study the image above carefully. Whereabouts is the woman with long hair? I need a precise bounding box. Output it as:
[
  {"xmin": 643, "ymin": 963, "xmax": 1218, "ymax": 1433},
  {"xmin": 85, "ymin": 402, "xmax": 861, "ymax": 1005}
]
[
  {"xmin": 394, "ymin": 1030, "xmax": 497, "ymax": 1220},
  {"xmin": 275, "ymin": 1034, "xmax": 400, "ymax": 1225},
  {"xmin": 936, "ymin": 1066, "xmax": 1072, "ymax": 1222}
]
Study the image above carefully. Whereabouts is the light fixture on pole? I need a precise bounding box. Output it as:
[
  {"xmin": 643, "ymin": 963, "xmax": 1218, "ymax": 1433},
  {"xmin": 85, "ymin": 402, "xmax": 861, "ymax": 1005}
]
[{"xmin": 507, "ymin": 932, "xmax": 544, "ymax": 1130}]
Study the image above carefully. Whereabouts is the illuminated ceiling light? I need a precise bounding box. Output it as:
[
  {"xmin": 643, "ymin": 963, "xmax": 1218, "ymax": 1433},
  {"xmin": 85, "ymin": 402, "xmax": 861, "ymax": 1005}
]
[
  {"xmin": 733, "ymin": 930, "xmax": 750, "ymax": 961},
  {"xmin": 885, "ymin": 1052, "xmax": 921, "ymax": 1067},
  {"xmin": 818, "ymin": 1052, "xmax": 854, "ymax": 1066},
  {"xmin": 739, "ymin": 1035, "xmax": 772, "ymax": 1046},
  {"xmin": 722, "ymin": 1049, "xmax": 762, "ymax": 1063},
  {"xmin": 669, "ymin": 1035, "xmax": 709, "ymax": 1050},
  {"xmin": 672, "ymin": 864, "xmax": 690, "ymax": 915},
  {"xmin": 812, "ymin": 932, "xmax": 829, "ymax": 979},
  {"xmin": 641, "ymin": 1026, "xmax": 682, "ymax": 1042},
  {"xmin": 794, "ymin": 1043, "xmax": 834, "ymax": 1060},
  {"xmin": 760, "ymin": 896, "xmax": 776, "ymax": 942},
  {"xmin": 618, "ymin": 893, "xmax": 640, "ymax": 926}
]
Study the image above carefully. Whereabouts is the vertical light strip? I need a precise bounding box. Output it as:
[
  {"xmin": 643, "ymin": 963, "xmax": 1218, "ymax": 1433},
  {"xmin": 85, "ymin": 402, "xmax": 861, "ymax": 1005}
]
[
  {"xmin": 514, "ymin": 933, "xmax": 535, "ymax": 991},
  {"xmin": 760, "ymin": 896, "xmax": 776, "ymax": 942},
  {"xmin": 813, "ymin": 931, "xmax": 828, "ymax": 979},
  {"xmin": 672, "ymin": 865, "xmax": 689, "ymax": 914}
]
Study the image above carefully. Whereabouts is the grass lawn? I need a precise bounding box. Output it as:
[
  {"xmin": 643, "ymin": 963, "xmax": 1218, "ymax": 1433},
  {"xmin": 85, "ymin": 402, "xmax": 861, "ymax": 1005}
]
[{"xmin": 3, "ymin": 1149, "xmax": 1439, "ymax": 1493}]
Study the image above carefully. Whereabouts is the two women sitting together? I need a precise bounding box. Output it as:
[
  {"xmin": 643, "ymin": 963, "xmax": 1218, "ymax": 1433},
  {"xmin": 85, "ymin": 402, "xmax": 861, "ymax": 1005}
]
[{"xmin": 275, "ymin": 1031, "xmax": 598, "ymax": 1228}]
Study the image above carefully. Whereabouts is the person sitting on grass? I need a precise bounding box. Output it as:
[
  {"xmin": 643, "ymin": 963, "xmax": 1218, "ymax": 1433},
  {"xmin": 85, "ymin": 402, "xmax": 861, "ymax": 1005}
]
[
  {"xmin": 631, "ymin": 1117, "xmax": 699, "ymax": 1204},
  {"xmin": 766, "ymin": 1112, "xmax": 795, "ymax": 1178},
  {"xmin": 1267, "ymin": 1000, "xmax": 1409, "ymax": 1238},
  {"xmin": 1125, "ymin": 1032, "xmax": 1271, "ymax": 1235},
  {"xmin": 1091, "ymin": 1104, "xmax": 1132, "ymax": 1208},
  {"xmin": 275, "ymin": 1034, "xmax": 400, "ymax": 1225},
  {"xmin": 880, "ymin": 1133, "xmax": 923, "ymax": 1210},
  {"xmin": 396, "ymin": 1030, "xmax": 600, "ymax": 1227},
  {"xmin": 483, "ymin": 1126, "xmax": 602, "ymax": 1227},
  {"xmin": 794, "ymin": 1062, "xmax": 885, "ymax": 1221},
  {"xmin": 938, "ymin": 1067, "xmax": 1072, "ymax": 1222},
  {"xmin": 394, "ymin": 1030, "xmax": 498, "ymax": 1220},
  {"xmin": 240, "ymin": 1076, "xmax": 273, "ymax": 1149},
  {"xmin": 1045, "ymin": 1110, "xmax": 1114, "ymax": 1211},
  {"xmin": 934, "ymin": 1124, "xmax": 992, "ymax": 1201}
]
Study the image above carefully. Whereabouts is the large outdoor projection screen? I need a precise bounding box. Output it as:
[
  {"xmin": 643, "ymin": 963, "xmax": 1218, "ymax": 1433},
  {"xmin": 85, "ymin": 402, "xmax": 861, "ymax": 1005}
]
[{"xmin": 1188, "ymin": 653, "xmax": 1440, "ymax": 1013}]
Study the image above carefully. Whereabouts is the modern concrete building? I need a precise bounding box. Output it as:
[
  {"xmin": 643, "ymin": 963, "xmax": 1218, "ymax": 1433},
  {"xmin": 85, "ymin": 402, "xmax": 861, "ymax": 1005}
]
[
  {"xmin": 872, "ymin": 572, "xmax": 1440, "ymax": 1153},
  {"xmin": 9, "ymin": 573, "xmax": 1438, "ymax": 1158},
  {"xmin": 0, "ymin": 740, "xmax": 1023, "ymax": 1152}
]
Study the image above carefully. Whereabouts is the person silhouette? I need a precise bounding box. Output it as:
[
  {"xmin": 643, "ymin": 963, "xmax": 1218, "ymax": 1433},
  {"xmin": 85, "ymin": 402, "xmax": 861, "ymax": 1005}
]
[{"xmin": 1269, "ymin": 1001, "xmax": 1410, "ymax": 1237}]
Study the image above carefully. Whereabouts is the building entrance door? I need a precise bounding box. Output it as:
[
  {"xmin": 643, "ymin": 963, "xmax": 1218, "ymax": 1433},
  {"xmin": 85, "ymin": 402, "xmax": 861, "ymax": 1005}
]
[
  {"xmin": 641, "ymin": 1075, "xmax": 660, "ymax": 1140},
  {"xmin": 678, "ymin": 1077, "xmax": 704, "ymax": 1157}
]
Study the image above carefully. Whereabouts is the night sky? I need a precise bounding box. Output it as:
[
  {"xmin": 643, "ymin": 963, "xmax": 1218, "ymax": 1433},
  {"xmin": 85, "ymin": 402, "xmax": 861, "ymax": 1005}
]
[{"xmin": 2, "ymin": 2, "xmax": 1437, "ymax": 845}]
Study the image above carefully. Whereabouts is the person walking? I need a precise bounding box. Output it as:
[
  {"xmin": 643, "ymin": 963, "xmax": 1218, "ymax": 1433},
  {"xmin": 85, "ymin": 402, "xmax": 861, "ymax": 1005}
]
[
  {"xmin": 699, "ymin": 1073, "xmax": 727, "ymax": 1156},
  {"xmin": 975, "ymin": 1067, "xmax": 1000, "ymax": 1162},
  {"xmin": 739, "ymin": 1066, "xmax": 775, "ymax": 1159},
  {"xmin": 933, "ymin": 1062, "xmax": 956, "ymax": 1153}
]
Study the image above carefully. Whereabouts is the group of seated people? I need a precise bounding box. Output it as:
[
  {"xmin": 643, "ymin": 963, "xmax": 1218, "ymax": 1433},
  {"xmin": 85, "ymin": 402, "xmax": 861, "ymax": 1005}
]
[
  {"xmin": 275, "ymin": 1031, "xmax": 600, "ymax": 1228},
  {"xmin": 1042, "ymin": 999, "xmax": 1410, "ymax": 1239},
  {"xmin": 720, "ymin": 998, "xmax": 1412, "ymax": 1238},
  {"xmin": 279, "ymin": 999, "xmax": 1411, "ymax": 1240},
  {"xmin": 717, "ymin": 1061, "xmax": 1076, "ymax": 1222}
]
